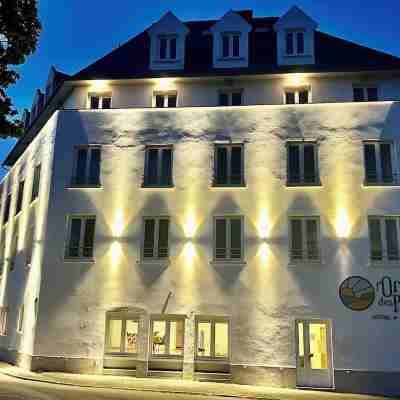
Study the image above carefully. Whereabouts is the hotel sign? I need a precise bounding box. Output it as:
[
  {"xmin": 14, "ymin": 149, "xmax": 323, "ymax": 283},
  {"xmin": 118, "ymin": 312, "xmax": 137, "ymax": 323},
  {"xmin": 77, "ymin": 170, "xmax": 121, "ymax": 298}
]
[{"xmin": 339, "ymin": 276, "xmax": 400, "ymax": 318}]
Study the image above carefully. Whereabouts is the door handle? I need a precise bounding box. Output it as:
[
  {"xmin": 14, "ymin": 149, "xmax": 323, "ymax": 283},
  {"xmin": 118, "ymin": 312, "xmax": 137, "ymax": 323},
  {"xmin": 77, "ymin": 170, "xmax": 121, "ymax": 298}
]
[{"xmin": 308, "ymin": 353, "xmax": 314, "ymax": 358}]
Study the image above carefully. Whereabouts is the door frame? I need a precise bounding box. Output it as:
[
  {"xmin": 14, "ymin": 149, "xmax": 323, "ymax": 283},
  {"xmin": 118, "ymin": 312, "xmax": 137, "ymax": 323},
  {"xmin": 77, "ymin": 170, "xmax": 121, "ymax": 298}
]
[{"xmin": 294, "ymin": 318, "xmax": 335, "ymax": 389}]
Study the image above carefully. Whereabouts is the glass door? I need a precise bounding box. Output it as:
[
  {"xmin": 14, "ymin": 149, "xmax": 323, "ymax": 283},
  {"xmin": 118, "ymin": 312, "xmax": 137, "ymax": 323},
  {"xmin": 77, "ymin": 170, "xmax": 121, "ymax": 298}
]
[{"xmin": 296, "ymin": 319, "xmax": 333, "ymax": 388}]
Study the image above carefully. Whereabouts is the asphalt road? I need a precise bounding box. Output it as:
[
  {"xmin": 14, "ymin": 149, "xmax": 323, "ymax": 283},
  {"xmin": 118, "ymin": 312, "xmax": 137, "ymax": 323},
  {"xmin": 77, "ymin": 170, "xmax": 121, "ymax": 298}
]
[{"xmin": 0, "ymin": 373, "xmax": 244, "ymax": 400}]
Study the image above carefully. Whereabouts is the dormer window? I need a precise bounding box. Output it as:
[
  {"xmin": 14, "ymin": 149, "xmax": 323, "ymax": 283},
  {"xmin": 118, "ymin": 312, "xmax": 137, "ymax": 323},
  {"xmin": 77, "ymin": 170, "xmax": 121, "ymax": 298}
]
[
  {"xmin": 89, "ymin": 93, "xmax": 112, "ymax": 109},
  {"xmin": 222, "ymin": 33, "xmax": 240, "ymax": 58},
  {"xmin": 159, "ymin": 35, "xmax": 177, "ymax": 60},
  {"xmin": 286, "ymin": 31, "xmax": 305, "ymax": 55}
]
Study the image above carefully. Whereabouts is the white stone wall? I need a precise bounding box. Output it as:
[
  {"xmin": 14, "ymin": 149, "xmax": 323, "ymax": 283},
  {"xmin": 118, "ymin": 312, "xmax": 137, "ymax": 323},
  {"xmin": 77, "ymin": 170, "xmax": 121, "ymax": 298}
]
[
  {"xmin": 63, "ymin": 76, "xmax": 400, "ymax": 110},
  {"xmin": 0, "ymin": 113, "xmax": 58, "ymax": 366},
  {"xmin": 32, "ymin": 102, "xmax": 400, "ymax": 372}
]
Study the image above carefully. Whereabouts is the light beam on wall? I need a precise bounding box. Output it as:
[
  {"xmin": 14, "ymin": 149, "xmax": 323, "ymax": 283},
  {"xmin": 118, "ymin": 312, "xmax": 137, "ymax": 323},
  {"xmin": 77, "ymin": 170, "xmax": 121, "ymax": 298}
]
[
  {"xmin": 336, "ymin": 207, "xmax": 351, "ymax": 239},
  {"xmin": 153, "ymin": 78, "xmax": 176, "ymax": 91},
  {"xmin": 183, "ymin": 241, "xmax": 196, "ymax": 268},
  {"xmin": 184, "ymin": 210, "xmax": 197, "ymax": 239},
  {"xmin": 89, "ymin": 80, "xmax": 110, "ymax": 92},
  {"xmin": 110, "ymin": 241, "xmax": 122, "ymax": 269},
  {"xmin": 258, "ymin": 209, "xmax": 269, "ymax": 239},
  {"xmin": 112, "ymin": 209, "xmax": 124, "ymax": 237},
  {"xmin": 286, "ymin": 73, "xmax": 307, "ymax": 87}
]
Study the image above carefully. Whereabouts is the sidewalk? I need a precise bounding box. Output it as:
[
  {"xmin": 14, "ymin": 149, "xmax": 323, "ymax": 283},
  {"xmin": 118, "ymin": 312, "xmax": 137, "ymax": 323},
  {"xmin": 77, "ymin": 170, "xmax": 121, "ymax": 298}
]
[{"xmin": 0, "ymin": 362, "xmax": 391, "ymax": 400}]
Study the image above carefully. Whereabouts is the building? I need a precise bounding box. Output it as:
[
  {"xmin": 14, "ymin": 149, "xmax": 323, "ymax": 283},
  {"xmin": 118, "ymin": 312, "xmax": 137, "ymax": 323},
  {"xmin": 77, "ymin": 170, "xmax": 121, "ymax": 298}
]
[{"xmin": 0, "ymin": 5, "xmax": 400, "ymax": 396}]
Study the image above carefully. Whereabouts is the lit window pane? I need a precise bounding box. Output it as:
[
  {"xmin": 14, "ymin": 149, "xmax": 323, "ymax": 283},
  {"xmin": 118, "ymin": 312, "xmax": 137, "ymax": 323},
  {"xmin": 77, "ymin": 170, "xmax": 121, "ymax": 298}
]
[
  {"xmin": 309, "ymin": 323, "xmax": 328, "ymax": 369},
  {"xmin": 215, "ymin": 322, "xmax": 228, "ymax": 358},
  {"xmin": 108, "ymin": 319, "xmax": 122, "ymax": 352},
  {"xmin": 152, "ymin": 321, "xmax": 166, "ymax": 355},
  {"xmin": 197, "ymin": 322, "xmax": 211, "ymax": 357},
  {"xmin": 125, "ymin": 320, "xmax": 139, "ymax": 353},
  {"xmin": 169, "ymin": 320, "xmax": 184, "ymax": 355},
  {"xmin": 297, "ymin": 322, "xmax": 305, "ymax": 368}
]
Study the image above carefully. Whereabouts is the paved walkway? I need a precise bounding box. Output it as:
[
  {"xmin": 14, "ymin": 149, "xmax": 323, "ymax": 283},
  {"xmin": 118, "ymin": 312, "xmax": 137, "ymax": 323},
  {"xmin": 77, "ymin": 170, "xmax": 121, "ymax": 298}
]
[{"xmin": 0, "ymin": 362, "xmax": 391, "ymax": 400}]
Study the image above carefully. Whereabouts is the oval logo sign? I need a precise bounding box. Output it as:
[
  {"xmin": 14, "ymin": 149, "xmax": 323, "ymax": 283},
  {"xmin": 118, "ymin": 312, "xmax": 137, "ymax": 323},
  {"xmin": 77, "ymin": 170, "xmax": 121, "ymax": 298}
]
[{"xmin": 339, "ymin": 276, "xmax": 375, "ymax": 311}]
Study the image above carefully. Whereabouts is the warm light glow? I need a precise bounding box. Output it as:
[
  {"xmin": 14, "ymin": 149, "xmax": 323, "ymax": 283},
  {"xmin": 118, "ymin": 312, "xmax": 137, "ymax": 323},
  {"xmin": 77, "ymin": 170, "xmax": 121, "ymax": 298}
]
[
  {"xmin": 184, "ymin": 210, "xmax": 197, "ymax": 239},
  {"xmin": 286, "ymin": 73, "xmax": 307, "ymax": 87},
  {"xmin": 110, "ymin": 241, "xmax": 122, "ymax": 269},
  {"xmin": 336, "ymin": 208, "xmax": 351, "ymax": 239},
  {"xmin": 153, "ymin": 78, "xmax": 176, "ymax": 91},
  {"xmin": 89, "ymin": 80, "xmax": 110, "ymax": 92},
  {"xmin": 112, "ymin": 209, "xmax": 124, "ymax": 237},
  {"xmin": 258, "ymin": 242, "xmax": 269, "ymax": 264},
  {"xmin": 183, "ymin": 241, "xmax": 196, "ymax": 268},
  {"xmin": 258, "ymin": 209, "xmax": 269, "ymax": 239}
]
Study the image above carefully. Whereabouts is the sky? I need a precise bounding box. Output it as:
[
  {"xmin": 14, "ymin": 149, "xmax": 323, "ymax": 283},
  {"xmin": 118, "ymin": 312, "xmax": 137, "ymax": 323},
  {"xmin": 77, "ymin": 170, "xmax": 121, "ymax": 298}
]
[{"xmin": 2, "ymin": 0, "xmax": 400, "ymax": 177}]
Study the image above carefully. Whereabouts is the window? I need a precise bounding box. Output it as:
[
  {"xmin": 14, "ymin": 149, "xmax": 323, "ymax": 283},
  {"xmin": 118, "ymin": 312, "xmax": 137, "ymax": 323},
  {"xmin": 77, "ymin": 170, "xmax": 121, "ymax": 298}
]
[
  {"xmin": 9, "ymin": 226, "xmax": 18, "ymax": 271},
  {"xmin": 286, "ymin": 31, "xmax": 305, "ymax": 55},
  {"xmin": 3, "ymin": 194, "xmax": 11, "ymax": 224},
  {"xmin": 353, "ymin": 86, "xmax": 378, "ymax": 102},
  {"xmin": 25, "ymin": 224, "xmax": 35, "ymax": 267},
  {"xmin": 31, "ymin": 164, "xmax": 41, "ymax": 202},
  {"xmin": 218, "ymin": 90, "xmax": 242, "ymax": 106},
  {"xmin": 15, "ymin": 180, "xmax": 25, "ymax": 215},
  {"xmin": 368, "ymin": 217, "xmax": 400, "ymax": 263},
  {"xmin": 72, "ymin": 146, "xmax": 101, "ymax": 186},
  {"xmin": 196, "ymin": 317, "xmax": 229, "ymax": 359},
  {"xmin": 214, "ymin": 144, "xmax": 244, "ymax": 186},
  {"xmin": 287, "ymin": 142, "xmax": 319, "ymax": 185},
  {"xmin": 154, "ymin": 91, "xmax": 177, "ymax": 108},
  {"xmin": 142, "ymin": 217, "xmax": 170, "ymax": 260},
  {"xmin": 89, "ymin": 94, "xmax": 112, "ymax": 109},
  {"xmin": 214, "ymin": 216, "xmax": 243, "ymax": 261},
  {"xmin": 105, "ymin": 314, "xmax": 139, "ymax": 354},
  {"xmin": 285, "ymin": 88, "xmax": 310, "ymax": 104},
  {"xmin": 17, "ymin": 305, "xmax": 24, "ymax": 333},
  {"xmin": 289, "ymin": 217, "xmax": 320, "ymax": 262},
  {"xmin": 143, "ymin": 146, "xmax": 173, "ymax": 187},
  {"xmin": 158, "ymin": 35, "xmax": 177, "ymax": 60},
  {"xmin": 0, "ymin": 232, "xmax": 5, "ymax": 277},
  {"xmin": 65, "ymin": 216, "xmax": 96, "ymax": 259},
  {"xmin": 0, "ymin": 307, "xmax": 7, "ymax": 336},
  {"xmin": 221, "ymin": 33, "xmax": 240, "ymax": 58},
  {"xmin": 363, "ymin": 142, "xmax": 396, "ymax": 185},
  {"xmin": 151, "ymin": 316, "xmax": 185, "ymax": 357}
]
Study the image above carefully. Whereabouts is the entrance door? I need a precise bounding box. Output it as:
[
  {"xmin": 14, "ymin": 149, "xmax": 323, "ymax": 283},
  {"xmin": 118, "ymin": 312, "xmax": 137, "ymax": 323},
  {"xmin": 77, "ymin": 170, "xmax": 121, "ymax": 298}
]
[{"xmin": 295, "ymin": 319, "xmax": 333, "ymax": 389}]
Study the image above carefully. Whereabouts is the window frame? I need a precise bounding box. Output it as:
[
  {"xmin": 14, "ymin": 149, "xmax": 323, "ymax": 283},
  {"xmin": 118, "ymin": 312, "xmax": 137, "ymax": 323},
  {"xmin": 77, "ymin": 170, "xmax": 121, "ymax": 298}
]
[
  {"xmin": 141, "ymin": 216, "xmax": 170, "ymax": 261},
  {"xmin": 0, "ymin": 228, "xmax": 5, "ymax": 277},
  {"xmin": 353, "ymin": 86, "xmax": 379, "ymax": 102},
  {"xmin": 289, "ymin": 216, "xmax": 321, "ymax": 263},
  {"xmin": 286, "ymin": 141, "xmax": 320, "ymax": 186},
  {"xmin": 31, "ymin": 163, "xmax": 41, "ymax": 203},
  {"xmin": 15, "ymin": 179, "xmax": 25, "ymax": 216},
  {"xmin": 213, "ymin": 215, "xmax": 244, "ymax": 262},
  {"xmin": 143, "ymin": 145, "xmax": 174, "ymax": 188},
  {"xmin": 88, "ymin": 93, "xmax": 112, "ymax": 109},
  {"xmin": 284, "ymin": 87, "xmax": 312, "ymax": 104},
  {"xmin": 0, "ymin": 307, "xmax": 8, "ymax": 336},
  {"xmin": 104, "ymin": 311, "xmax": 140, "ymax": 356},
  {"xmin": 25, "ymin": 223, "xmax": 35, "ymax": 268},
  {"xmin": 363, "ymin": 141, "xmax": 398, "ymax": 186},
  {"xmin": 71, "ymin": 145, "xmax": 102, "ymax": 187},
  {"xmin": 221, "ymin": 32, "xmax": 241, "ymax": 59},
  {"xmin": 150, "ymin": 314, "xmax": 185, "ymax": 359},
  {"xmin": 285, "ymin": 29, "xmax": 306, "ymax": 56},
  {"xmin": 64, "ymin": 215, "xmax": 96, "ymax": 261},
  {"xmin": 218, "ymin": 89, "xmax": 243, "ymax": 106},
  {"xmin": 213, "ymin": 143, "xmax": 245, "ymax": 187},
  {"xmin": 9, "ymin": 225, "xmax": 18, "ymax": 271},
  {"xmin": 368, "ymin": 216, "xmax": 400, "ymax": 265},
  {"xmin": 195, "ymin": 316, "xmax": 230, "ymax": 361},
  {"xmin": 158, "ymin": 35, "xmax": 178, "ymax": 61},
  {"xmin": 153, "ymin": 91, "xmax": 178, "ymax": 108}
]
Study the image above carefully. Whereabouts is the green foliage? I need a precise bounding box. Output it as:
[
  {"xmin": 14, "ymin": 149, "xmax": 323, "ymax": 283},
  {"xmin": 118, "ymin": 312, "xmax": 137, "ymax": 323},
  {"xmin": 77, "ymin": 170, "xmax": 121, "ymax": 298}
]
[{"xmin": 0, "ymin": 0, "xmax": 41, "ymax": 138}]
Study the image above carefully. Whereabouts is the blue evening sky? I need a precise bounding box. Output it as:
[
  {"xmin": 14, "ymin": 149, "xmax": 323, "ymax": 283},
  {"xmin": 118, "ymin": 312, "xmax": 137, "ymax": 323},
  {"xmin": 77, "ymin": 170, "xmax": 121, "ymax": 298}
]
[{"xmin": 2, "ymin": 0, "xmax": 400, "ymax": 176}]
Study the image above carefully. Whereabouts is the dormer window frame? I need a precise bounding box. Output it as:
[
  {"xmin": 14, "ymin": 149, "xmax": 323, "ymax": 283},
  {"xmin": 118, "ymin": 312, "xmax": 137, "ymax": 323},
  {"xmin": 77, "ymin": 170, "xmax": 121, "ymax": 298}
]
[
  {"xmin": 283, "ymin": 86, "xmax": 312, "ymax": 104},
  {"xmin": 158, "ymin": 34, "xmax": 178, "ymax": 62},
  {"xmin": 88, "ymin": 92, "xmax": 112, "ymax": 110},
  {"xmin": 221, "ymin": 32, "xmax": 242, "ymax": 59},
  {"xmin": 285, "ymin": 29, "xmax": 306, "ymax": 56}
]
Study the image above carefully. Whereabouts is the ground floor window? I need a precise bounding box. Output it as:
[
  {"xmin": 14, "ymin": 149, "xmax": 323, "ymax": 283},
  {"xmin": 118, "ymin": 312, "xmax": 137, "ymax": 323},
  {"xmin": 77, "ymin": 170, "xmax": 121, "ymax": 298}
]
[
  {"xmin": 196, "ymin": 317, "xmax": 229, "ymax": 359},
  {"xmin": 105, "ymin": 313, "xmax": 139, "ymax": 354},
  {"xmin": 0, "ymin": 307, "xmax": 7, "ymax": 335},
  {"xmin": 151, "ymin": 316, "xmax": 185, "ymax": 357}
]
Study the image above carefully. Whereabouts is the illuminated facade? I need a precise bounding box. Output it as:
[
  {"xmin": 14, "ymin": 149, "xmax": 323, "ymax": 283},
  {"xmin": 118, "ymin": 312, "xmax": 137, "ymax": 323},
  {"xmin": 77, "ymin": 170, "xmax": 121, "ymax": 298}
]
[{"xmin": 1, "ymin": 5, "xmax": 400, "ymax": 397}]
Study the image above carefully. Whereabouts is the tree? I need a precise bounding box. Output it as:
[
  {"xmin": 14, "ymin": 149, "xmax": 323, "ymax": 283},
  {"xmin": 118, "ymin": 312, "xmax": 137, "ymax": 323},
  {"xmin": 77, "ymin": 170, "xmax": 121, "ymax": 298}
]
[{"xmin": 0, "ymin": 0, "xmax": 41, "ymax": 138}]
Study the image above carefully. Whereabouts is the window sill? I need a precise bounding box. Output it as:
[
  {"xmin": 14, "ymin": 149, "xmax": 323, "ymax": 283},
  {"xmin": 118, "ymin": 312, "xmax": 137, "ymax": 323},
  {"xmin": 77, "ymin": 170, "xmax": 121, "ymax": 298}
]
[
  {"xmin": 288, "ymin": 260, "xmax": 322, "ymax": 267},
  {"xmin": 137, "ymin": 259, "xmax": 170, "ymax": 267},
  {"xmin": 154, "ymin": 59, "xmax": 180, "ymax": 64},
  {"xmin": 14, "ymin": 211, "xmax": 22, "ymax": 219},
  {"xmin": 210, "ymin": 260, "xmax": 246, "ymax": 267},
  {"xmin": 67, "ymin": 184, "xmax": 103, "ymax": 190},
  {"xmin": 283, "ymin": 54, "xmax": 311, "ymax": 58},
  {"xmin": 64, "ymin": 257, "xmax": 95, "ymax": 263},
  {"xmin": 150, "ymin": 354, "xmax": 184, "ymax": 360},
  {"xmin": 363, "ymin": 182, "xmax": 400, "ymax": 188},
  {"xmin": 286, "ymin": 182, "xmax": 322, "ymax": 188},
  {"xmin": 104, "ymin": 352, "xmax": 138, "ymax": 357},
  {"xmin": 369, "ymin": 261, "xmax": 400, "ymax": 268},
  {"xmin": 141, "ymin": 185, "xmax": 175, "ymax": 190},
  {"xmin": 218, "ymin": 57, "xmax": 245, "ymax": 61},
  {"xmin": 196, "ymin": 357, "xmax": 230, "ymax": 362},
  {"xmin": 30, "ymin": 198, "xmax": 39, "ymax": 207},
  {"xmin": 210, "ymin": 184, "xmax": 247, "ymax": 190}
]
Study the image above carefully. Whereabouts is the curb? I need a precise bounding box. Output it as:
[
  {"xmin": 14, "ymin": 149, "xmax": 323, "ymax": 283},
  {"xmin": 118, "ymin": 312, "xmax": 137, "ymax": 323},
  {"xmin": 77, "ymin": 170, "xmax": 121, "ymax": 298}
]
[{"xmin": 0, "ymin": 367, "xmax": 275, "ymax": 400}]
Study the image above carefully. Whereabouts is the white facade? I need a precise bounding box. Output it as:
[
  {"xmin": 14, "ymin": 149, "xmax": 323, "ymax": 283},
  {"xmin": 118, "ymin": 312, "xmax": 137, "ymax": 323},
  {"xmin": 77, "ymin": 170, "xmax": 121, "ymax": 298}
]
[{"xmin": 1, "ymin": 6, "xmax": 400, "ymax": 397}]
